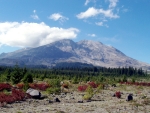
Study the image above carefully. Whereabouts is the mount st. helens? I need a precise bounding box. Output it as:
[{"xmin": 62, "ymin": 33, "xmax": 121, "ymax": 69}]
[{"xmin": 0, "ymin": 39, "xmax": 150, "ymax": 70}]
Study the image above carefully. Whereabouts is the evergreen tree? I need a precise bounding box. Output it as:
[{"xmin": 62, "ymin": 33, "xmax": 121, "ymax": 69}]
[
  {"xmin": 10, "ymin": 65, "xmax": 23, "ymax": 84},
  {"xmin": 22, "ymin": 72, "xmax": 33, "ymax": 83},
  {"xmin": 4, "ymin": 68, "xmax": 11, "ymax": 82}
]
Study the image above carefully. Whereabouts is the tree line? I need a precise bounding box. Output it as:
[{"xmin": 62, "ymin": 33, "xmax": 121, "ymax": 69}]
[{"xmin": 0, "ymin": 65, "xmax": 148, "ymax": 84}]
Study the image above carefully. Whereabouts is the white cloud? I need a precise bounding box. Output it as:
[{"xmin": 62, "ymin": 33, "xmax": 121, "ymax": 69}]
[
  {"xmin": 77, "ymin": 0, "xmax": 120, "ymax": 27},
  {"xmin": 109, "ymin": 0, "xmax": 118, "ymax": 9},
  {"xmin": 100, "ymin": 9, "xmax": 119, "ymax": 18},
  {"xmin": 95, "ymin": 22, "xmax": 104, "ymax": 26},
  {"xmin": 0, "ymin": 22, "xmax": 79, "ymax": 48},
  {"xmin": 95, "ymin": 22, "xmax": 109, "ymax": 27},
  {"xmin": 85, "ymin": 0, "xmax": 90, "ymax": 6},
  {"xmin": 49, "ymin": 13, "xmax": 69, "ymax": 23},
  {"xmin": 31, "ymin": 14, "xmax": 39, "ymax": 20},
  {"xmin": 31, "ymin": 10, "xmax": 39, "ymax": 20},
  {"xmin": 76, "ymin": 7, "xmax": 99, "ymax": 19},
  {"xmin": 76, "ymin": 7, "xmax": 119, "ymax": 19},
  {"xmin": 84, "ymin": 0, "xmax": 97, "ymax": 6},
  {"xmin": 88, "ymin": 34, "xmax": 96, "ymax": 37}
]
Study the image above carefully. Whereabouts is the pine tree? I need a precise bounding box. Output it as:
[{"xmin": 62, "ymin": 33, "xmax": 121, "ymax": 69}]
[{"xmin": 10, "ymin": 65, "xmax": 23, "ymax": 84}]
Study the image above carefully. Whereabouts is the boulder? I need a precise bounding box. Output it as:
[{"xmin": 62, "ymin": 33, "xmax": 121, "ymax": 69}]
[{"xmin": 26, "ymin": 88, "xmax": 41, "ymax": 99}]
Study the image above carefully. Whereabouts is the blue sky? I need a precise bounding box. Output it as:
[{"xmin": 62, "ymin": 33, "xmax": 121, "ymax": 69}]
[{"xmin": 0, "ymin": 0, "xmax": 150, "ymax": 64}]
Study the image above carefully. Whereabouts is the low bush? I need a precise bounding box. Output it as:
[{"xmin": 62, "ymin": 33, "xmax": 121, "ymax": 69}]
[
  {"xmin": 88, "ymin": 81, "xmax": 98, "ymax": 88},
  {"xmin": 0, "ymin": 83, "xmax": 12, "ymax": 91},
  {"xmin": 115, "ymin": 91, "xmax": 121, "ymax": 98},
  {"xmin": 83, "ymin": 86, "xmax": 94, "ymax": 100},
  {"xmin": 29, "ymin": 83, "xmax": 50, "ymax": 91},
  {"xmin": 16, "ymin": 83, "xmax": 24, "ymax": 89},
  {"xmin": 78, "ymin": 85, "xmax": 88, "ymax": 92},
  {"xmin": 46, "ymin": 87, "xmax": 61, "ymax": 94},
  {"xmin": 83, "ymin": 93, "xmax": 93, "ymax": 100},
  {"xmin": 0, "ymin": 89, "xmax": 28, "ymax": 105}
]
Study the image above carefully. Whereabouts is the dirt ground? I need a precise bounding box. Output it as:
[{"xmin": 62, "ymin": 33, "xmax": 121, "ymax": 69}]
[{"xmin": 1, "ymin": 84, "xmax": 150, "ymax": 113}]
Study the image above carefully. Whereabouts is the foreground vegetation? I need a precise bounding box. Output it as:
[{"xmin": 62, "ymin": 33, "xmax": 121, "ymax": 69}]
[{"xmin": 0, "ymin": 65, "xmax": 150, "ymax": 106}]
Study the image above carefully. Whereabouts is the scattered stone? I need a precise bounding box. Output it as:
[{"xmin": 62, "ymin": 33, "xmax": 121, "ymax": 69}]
[
  {"xmin": 77, "ymin": 101, "xmax": 83, "ymax": 103},
  {"xmin": 54, "ymin": 98, "xmax": 61, "ymax": 102},
  {"xmin": 126, "ymin": 94, "xmax": 133, "ymax": 101},
  {"xmin": 56, "ymin": 110, "xmax": 65, "ymax": 113},
  {"xmin": 112, "ymin": 93, "xmax": 116, "ymax": 97},
  {"xmin": 86, "ymin": 100, "xmax": 91, "ymax": 102},
  {"xmin": 112, "ymin": 84, "xmax": 116, "ymax": 87},
  {"xmin": 49, "ymin": 100, "xmax": 53, "ymax": 103}
]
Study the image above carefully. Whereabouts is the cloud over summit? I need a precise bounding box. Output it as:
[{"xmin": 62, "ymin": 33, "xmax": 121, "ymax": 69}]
[{"xmin": 0, "ymin": 22, "xmax": 79, "ymax": 48}]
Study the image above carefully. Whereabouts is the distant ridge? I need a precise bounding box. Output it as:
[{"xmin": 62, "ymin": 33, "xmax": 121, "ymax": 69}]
[{"xmin": 0, "ymin": 39, "xmax": 150, "ymax": 70}]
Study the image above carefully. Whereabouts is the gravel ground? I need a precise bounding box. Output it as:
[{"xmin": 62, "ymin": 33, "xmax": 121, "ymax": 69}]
[{"xmin": 1, "ymin": 85, "xmax": 150, "ymax": 113}]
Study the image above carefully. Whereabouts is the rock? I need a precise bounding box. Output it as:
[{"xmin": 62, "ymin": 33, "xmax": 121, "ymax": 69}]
[
  {"xmin": 77, "ymin": 101, "xmax": 83, "ymax": 103},
  {"xmin": 126, "ymin": 94, "xmax": 133, "ymax": 101},
  {"xmin": 56, "ymin": 111, "xmax": 65, "ymax": 113},
  {"xmin": 112, "ymin": 84, "xmax": 116, "ymax": 87},
  {"xmin": 49, "ymin": 100, "xmax": 53, "ymax": 103},
  {"xmin": 112, "ymin": 93, "xmax": 116, "ymax": 97},
  {"xmin": 26, "ymin": 88, "xmax": 41, "ymax": 99},
  {"xmin": 86, "ymin": 100, "xmax": 92, "ymax": 102},
  {"xmin": 71, "ymin": 97, "xmax": 75, "ymax": 99},
  {"xmin": 54, "ymin": 98, "xmax": 61, "ymax": 102}
]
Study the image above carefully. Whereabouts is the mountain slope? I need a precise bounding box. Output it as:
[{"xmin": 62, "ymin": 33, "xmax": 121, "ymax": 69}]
[{"xmin": 0, "ymin": 39, "xmax": 150, "ymax": 70}]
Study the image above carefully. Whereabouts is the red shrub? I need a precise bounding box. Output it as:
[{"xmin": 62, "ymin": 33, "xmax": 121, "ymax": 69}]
[
  {"xmin": 78, "ymin": 85, "xmax": 88, "ymax": 92},
  {"xmin": 0, "ymin": 89, "xmax": 28, "ymax": 104},
  {"xmin": 29, "ymin": 83, "xmax": 50, "ymax": 91},
  {"xmin": 126, "ymin": 82, "xmax": 134, "ymax": 85},
  {"xmin": 140, "ymin": 82, "xmax": 148, "ymax": 86},
  {"xmin": 115, "ymin": 91, "xmax": 121, "ymax": 98},
  {"xmin": 120, "ymin": 81, "xmax": 150, "ymax": 87},
  {"xmin": 120, "ymin": 82, "xmax": 125, "ymax": 84},
  {"xmin": 12, "ymin": 89, "xmax": 25, "ymax": 101},
  {"xmin": 29, "ymin": 83, "xmax": 36, "ymax": 89},
  {"xmin": 134, "ymin": 82, "xmax": 139, "ymax": 86},
  {"xmin": 37, "ymin": 83, "xmax": 50, "ymax": 90},
  {"xmin": 16, "ymin": 83, "xmax": 24, "ymax": 89},
  {"xmin": 147, "ymin": 83, "xmax": 150, "ymax": 86},
  {"xmin": 88, "ymin": 82, "xmax": 98, "ymax": 88},
  {"xmin": 0, "ymin": 83, "xmax": 12, "ymax": 91},
  {"xmin": 0, "ymin": 92, "xmax": 6, "ymax": 103}
]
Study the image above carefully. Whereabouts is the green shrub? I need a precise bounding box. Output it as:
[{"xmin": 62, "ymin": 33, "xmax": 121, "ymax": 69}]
[
  {"xmin": 96, "ymin": 84, "xmax": 104, "ymax": 93},
  {"xmin": 49, "ymin": 79, "xmax": 61, "ymax": 87},
  {"xmin": 83, "ymin": 86, "xmax": 94, "ymax": 100},
  {"xmin": 83, "ymin": 93, "xmax": 93, "ymax": 100},
  {"xmin": 23, "ymin": 82, "xmax": 29, "ymax": 91},
  {"xmin": 22, "ymin": 72, "xmax": 33, "ymax": 83},
  {"xmin": 46, "ymin": 87, "xmax": 60, "ymax": 94},
  {"xmin": 3, "ymin": 89, "xmax": 11, "ymax": 95}
]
